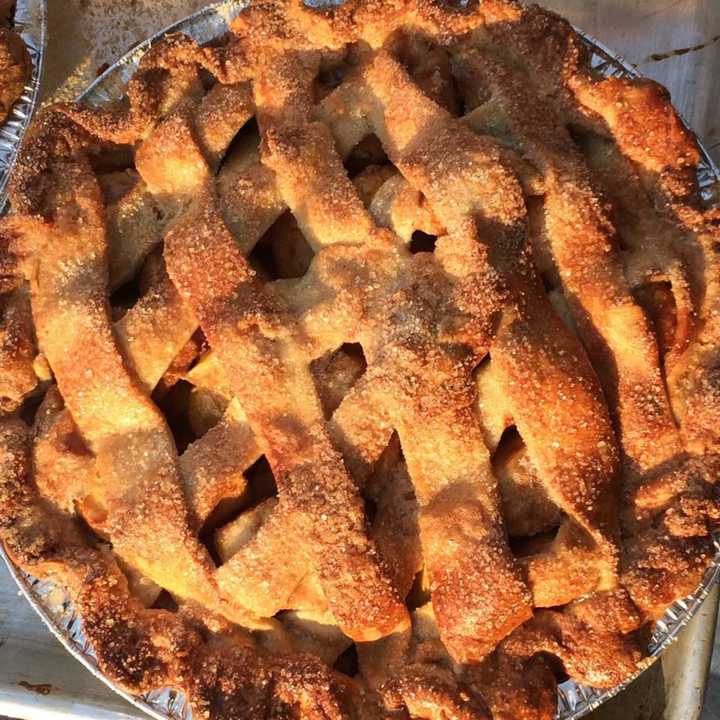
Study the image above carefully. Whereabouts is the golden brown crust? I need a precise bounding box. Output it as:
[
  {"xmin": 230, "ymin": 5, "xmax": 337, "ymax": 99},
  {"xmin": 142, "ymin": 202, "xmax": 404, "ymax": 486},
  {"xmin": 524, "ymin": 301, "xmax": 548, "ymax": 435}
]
[
  {"xmin": 466, "ymin": 653, "xmax": 557, "ymax": 720},
  {"xmin": 504, "ymin": 590, "xmax": 645, "ymax": 689},
  {"xmin": 0, "ymin": 285, "xmax": 36, "ymax": 411},
  {"xmin": 1, "ymin": 2, "xmax": 719, "ymax": 719},
  {"xmin": 0, "ymin": 25, "xmax": 29, "ymax": 124},
  {"xmin": 164, "ymin": 191, "xmax": 409, "ymax": 642}
]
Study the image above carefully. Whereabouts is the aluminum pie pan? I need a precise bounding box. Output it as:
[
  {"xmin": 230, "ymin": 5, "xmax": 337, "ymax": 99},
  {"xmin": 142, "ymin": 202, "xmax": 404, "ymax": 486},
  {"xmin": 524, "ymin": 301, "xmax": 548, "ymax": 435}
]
[
  {"xmin": 0, "ymin": 0, "xmax": 46, "ymax": 208},
  {"xmin": 3, "ymin": 2, "xmax": 720, "ymax": 719}
]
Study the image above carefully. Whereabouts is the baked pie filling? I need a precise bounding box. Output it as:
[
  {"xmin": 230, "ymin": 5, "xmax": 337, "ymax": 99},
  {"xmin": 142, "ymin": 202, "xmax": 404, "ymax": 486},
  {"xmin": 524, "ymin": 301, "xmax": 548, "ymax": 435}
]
[{"xmin": 1, "ymin": 1, "xmax": 719, "ymax": 718}]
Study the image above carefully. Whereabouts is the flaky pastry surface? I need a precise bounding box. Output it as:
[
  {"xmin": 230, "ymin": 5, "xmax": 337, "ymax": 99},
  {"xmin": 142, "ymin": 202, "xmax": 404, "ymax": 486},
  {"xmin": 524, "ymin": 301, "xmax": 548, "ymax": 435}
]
[{"xmin": 1, "ymin": 1, "xmax": 719, "ymax": 718}]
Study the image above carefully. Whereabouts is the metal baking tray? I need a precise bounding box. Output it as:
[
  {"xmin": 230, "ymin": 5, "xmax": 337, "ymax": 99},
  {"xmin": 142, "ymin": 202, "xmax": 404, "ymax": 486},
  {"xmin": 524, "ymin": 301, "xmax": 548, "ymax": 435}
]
[
  {"xmin": 0, "ymin": 0, "xmax": 46, "ymax": 208},
  {"xmin": 2, "ymin": 2, "xmax": 720, "ymax": 719}
]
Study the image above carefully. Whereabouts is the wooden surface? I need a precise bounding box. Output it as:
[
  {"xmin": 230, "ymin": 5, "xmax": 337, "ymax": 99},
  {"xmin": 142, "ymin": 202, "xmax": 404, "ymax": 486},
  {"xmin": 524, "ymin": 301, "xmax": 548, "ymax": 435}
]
[
  {"xmin": 2, "ymin": 1, "xmax": 720, "ymax": 719},
  {"xmin": 0, "ymin": 568, "xmax": 146, "ymax": 719}
]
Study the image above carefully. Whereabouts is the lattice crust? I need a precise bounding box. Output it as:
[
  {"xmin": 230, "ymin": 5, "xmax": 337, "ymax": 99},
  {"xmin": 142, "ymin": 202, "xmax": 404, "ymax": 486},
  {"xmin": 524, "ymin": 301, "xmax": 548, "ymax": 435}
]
[{"xmin": 1, "ymin": 1, "xmax": 719, "ymax": 718}]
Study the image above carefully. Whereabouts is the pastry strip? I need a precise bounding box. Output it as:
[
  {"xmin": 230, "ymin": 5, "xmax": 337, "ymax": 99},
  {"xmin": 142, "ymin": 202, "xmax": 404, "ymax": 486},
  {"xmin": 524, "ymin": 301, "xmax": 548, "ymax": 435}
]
[
  {"xmin": 360, "ymin": 51, "xmax": 619, "ymax": 608},
  {"xmin": 8, "ymin": 114, "xmax": 258, "ymax": 625},
  {"xmin": 165, "ymin": 190, "xmax": 409, "ymax": 641}
]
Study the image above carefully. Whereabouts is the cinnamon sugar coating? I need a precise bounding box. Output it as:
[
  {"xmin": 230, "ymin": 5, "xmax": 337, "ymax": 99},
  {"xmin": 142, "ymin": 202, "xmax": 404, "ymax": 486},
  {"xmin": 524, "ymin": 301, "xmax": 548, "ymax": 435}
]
[
  {"xmin": 0, "ymin": 25, "xmax": 29, "ymax": 124},
  {"xmin": 1, "ymin": 2, "xmax": 719, "ymax": 719}
]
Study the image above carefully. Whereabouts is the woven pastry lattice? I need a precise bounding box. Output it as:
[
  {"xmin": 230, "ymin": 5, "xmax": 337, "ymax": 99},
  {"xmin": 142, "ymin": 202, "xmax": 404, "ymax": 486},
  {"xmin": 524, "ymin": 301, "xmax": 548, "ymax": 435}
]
[{"xmin": 1, "ymin": 1, "xmax": 720, "ymax": 719}]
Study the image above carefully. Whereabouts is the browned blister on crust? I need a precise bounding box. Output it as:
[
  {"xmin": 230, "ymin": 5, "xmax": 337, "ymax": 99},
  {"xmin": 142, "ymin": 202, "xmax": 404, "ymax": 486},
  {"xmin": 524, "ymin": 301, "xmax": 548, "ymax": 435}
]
[{"xmin": 1, "ymin": 2, "xmax": 719, "ymax": 718}]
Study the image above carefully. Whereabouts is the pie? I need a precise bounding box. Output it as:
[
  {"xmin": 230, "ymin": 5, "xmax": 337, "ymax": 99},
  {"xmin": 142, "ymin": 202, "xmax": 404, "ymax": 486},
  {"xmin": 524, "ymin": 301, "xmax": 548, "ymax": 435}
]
[
  {"xmin": 1, "ymin": 1, "xmax": 719, "ymax": 718},
  {"xmin": 0, "ymin": 3, "xmax": 30, "ymax": 125}
]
